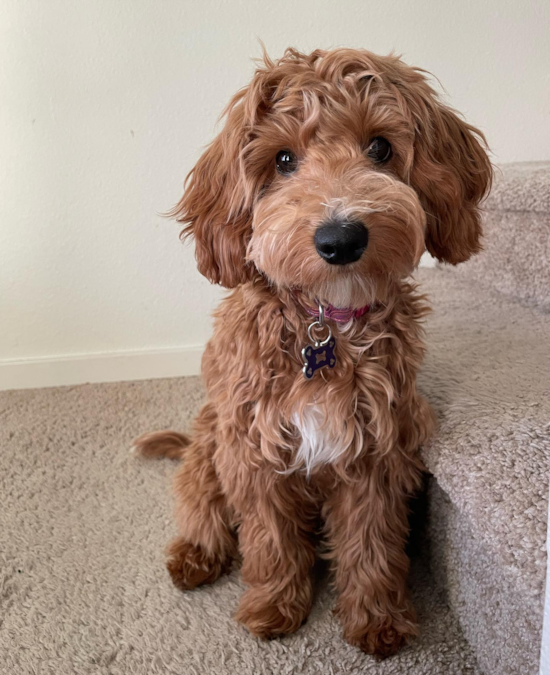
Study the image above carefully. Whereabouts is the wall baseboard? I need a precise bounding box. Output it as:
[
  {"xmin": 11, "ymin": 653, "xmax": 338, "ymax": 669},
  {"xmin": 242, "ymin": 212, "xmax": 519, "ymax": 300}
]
[{"xmin": 0, "ymin": 346, "xmax": 205, "ymax": 391}]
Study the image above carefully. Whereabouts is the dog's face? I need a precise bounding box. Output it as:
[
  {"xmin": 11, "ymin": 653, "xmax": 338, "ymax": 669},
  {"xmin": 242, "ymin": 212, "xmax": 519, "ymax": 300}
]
[{"xmin": 174, "ymin": 48, "xmax": 492, "ymax": 307}]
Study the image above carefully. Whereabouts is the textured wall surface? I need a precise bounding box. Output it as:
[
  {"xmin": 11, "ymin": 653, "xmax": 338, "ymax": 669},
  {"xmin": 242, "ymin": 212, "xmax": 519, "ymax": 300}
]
[{"xmin": 1, "ymin": 0, "xmax": 549, "ymax": 372}]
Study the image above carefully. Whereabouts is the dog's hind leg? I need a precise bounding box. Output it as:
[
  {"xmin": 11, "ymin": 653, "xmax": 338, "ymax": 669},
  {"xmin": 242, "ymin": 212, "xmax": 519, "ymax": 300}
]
[
  {"xmin": 136, "ymin": 403, "xmax": 236, "ymax": 591},
  {"xmin": 168, "ymin": 402, "xmax": 236, "ymax": 590}
]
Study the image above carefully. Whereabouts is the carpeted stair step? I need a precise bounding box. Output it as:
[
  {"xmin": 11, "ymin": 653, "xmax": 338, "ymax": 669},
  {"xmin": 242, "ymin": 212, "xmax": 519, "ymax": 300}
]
[
  {"xmin": 452, "ymin": 161, "xmax": 550, "ymax": 311},
  {"xmin": 416, "ymin": 264, "xmax": 549, "ymax": 675}
]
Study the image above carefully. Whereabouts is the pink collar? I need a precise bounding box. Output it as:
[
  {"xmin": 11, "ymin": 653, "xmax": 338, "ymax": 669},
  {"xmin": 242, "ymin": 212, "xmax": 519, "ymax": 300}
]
[{"xmin": 294, "ymin": 293, "xmax": 370, "ymax": 325}]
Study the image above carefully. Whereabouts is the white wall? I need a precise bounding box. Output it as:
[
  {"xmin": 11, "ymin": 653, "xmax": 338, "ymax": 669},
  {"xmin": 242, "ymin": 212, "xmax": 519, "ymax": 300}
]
[{"xmin": 1, "ymin": 0, "xmax": 549, "ymax": 389}]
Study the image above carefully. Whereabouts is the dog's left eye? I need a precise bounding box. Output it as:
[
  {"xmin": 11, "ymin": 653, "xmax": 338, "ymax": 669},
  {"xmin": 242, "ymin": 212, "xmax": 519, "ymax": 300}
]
[
  {"xmin": 366, "ymin": 137, "xmax": 392, "ymax": 163},
  {"xmin": 276, "ymin": 150, "xmax": 298, "ymax": 175}
]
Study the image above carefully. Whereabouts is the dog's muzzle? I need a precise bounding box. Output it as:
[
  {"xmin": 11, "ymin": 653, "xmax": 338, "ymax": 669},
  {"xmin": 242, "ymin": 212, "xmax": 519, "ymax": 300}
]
[{"xmin": 314, "ymin": 219, "xmax": 369, "ymax": 265}]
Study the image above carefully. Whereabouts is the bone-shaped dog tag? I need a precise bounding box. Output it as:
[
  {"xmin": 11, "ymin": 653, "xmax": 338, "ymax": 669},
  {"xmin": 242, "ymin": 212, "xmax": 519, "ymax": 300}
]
[{"xmin": 302, "ymin": 338, "xmax": 337, "ymax": 380}]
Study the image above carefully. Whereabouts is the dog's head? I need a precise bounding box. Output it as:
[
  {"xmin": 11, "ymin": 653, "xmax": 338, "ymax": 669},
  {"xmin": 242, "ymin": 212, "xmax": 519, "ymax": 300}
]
[{"xmin": 173, "ymin": 48, "xmax": 492, "ymax": 306}]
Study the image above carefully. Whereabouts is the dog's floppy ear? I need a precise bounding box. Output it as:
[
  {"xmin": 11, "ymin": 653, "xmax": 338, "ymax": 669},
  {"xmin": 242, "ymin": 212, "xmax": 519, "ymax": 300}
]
[
  {"xmin": 171, "ymin": 97, "xmax": 254, "ymax": 288},
  {"xmin": 405, "ymin": 75, "xmax": 493, "ymax": 264},
  {"xmin": 171, "ymin": 69, "xmax": 275, "ymax": 288}
]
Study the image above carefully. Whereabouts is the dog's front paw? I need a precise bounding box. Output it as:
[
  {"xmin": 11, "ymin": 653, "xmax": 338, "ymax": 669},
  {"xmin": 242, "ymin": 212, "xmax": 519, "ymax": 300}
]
[
  {"xmin": 166, "ymin": 537, "xmax": 232, "ymax": 591},
  {"xmin": 235, "ymin": 585, "xmax": 311, "ymax": 639},
  {"xmin": 340, "ymin": 606, "xmax": 418, "ymax": 659}
]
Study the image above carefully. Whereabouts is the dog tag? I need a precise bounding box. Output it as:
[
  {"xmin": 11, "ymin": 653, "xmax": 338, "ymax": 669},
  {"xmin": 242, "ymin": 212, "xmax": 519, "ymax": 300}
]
[{"xmin": 302, "ymin": 337, "xmax": 337, "ymax": 380}]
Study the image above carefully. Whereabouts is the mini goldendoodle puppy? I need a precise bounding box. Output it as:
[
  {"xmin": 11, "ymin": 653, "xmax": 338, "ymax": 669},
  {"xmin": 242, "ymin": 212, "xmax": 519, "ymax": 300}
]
[{"xmin": 135, "ymin": 47, "xmax": 491, "ymax": 658}]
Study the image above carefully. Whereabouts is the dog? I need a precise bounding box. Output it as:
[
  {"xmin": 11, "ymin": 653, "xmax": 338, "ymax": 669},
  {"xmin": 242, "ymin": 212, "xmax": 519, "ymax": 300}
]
[{"xmin": 134, "ymin": 47, "xmax": 492, "ymax": 658}]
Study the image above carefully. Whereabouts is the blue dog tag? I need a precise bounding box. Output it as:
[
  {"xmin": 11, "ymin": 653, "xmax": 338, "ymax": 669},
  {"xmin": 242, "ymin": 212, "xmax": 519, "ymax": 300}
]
[{"xmin": 302, "ymin": 338, "xmax": 337, "ymax": 380}]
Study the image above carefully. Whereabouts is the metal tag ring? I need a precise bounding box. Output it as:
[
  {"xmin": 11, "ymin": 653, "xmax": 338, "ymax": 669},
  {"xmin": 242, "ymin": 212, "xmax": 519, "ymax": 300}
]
[
  {"xmin": 307, "ymin": 321, "xmax": 332, "ymax": 347},
  {"xmin": 316, "ymin": 299, "xmax": 325, "ymax": 327}
]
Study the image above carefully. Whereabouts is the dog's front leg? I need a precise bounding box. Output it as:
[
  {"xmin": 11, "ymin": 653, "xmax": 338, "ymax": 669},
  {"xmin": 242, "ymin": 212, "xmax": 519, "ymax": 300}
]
[
  {"xmin": 324, "ymin": 457, "xmax": 421, "ymax": 658},
  {"xmin": 232, "ymin": 470, "xmax": 317, "ymax": 639}
]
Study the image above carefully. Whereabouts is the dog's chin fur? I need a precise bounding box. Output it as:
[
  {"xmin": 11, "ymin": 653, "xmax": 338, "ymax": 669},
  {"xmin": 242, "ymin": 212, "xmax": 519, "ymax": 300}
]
[
  {"xmin": 137, "ymin": 47, "xmax": 492, "ymax": 658},
  {"xmin": 275, "ymin": 273, "xmax": 386, "ymax": 312},
  {"xmin": 310, "ymin": 273, "xmax": 374, "ymax": 309},
  {"xmin": 291, "ymin": 271, "xmax": 393, "ymax": 310}
]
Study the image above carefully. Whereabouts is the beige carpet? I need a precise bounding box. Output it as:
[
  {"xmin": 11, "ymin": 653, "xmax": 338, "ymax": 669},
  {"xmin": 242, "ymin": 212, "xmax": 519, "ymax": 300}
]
[
  {"xmin": 420, "ymin": 161, "xmax": 550, "ymax": 675},
  {"xmin": 1, "ymin": 374, "xmax": 478, "ymax": 675},
  {"xmin": 453, "ymin": 161, "xmax": 550, "ymax": 311}
]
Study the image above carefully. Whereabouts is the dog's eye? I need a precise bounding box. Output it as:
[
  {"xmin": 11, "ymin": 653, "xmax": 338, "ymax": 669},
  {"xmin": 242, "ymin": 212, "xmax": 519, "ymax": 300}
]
[
  {"xmin": 276, "ymin": 150, "xmax": 298, "ymax": 175},
  {"xmin": 366, "ymin": 137, "xmax": 392, "ymax": 163}
]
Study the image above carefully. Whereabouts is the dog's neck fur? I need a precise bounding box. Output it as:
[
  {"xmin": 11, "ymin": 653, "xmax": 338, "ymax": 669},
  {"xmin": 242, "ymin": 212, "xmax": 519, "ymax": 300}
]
[{"xmin": 211, "ymin": 276, "xmax": 429, "ymax": 475}]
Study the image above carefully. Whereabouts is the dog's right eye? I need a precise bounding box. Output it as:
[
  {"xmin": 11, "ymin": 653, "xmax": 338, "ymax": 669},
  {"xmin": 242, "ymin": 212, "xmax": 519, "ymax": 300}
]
[
  {"xmin": 276, "ymin": 150, "xmax": 298, "ymax": 175},
  {"xmin": 366, "ymin": 137, "xmax": 392, "ymax": 164}
]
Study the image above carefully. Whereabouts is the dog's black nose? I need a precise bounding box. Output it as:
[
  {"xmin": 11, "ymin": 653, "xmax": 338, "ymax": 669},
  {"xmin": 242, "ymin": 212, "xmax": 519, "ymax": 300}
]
[{"xmin": 314, "ymin": 220, "xmax": 369, "ymax": 265}]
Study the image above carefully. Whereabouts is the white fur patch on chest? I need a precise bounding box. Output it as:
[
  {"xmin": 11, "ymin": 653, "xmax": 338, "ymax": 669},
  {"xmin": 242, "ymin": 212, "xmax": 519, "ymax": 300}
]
[{"xmin": 291, "ymin": 404, "xmax": 350, "ymax": 474}]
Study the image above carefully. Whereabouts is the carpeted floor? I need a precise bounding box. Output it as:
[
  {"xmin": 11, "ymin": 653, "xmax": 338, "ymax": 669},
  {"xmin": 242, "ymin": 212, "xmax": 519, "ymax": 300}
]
[{"xmin": 0, "ymin": 375, "xmax": 479, "ymax": 675}]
